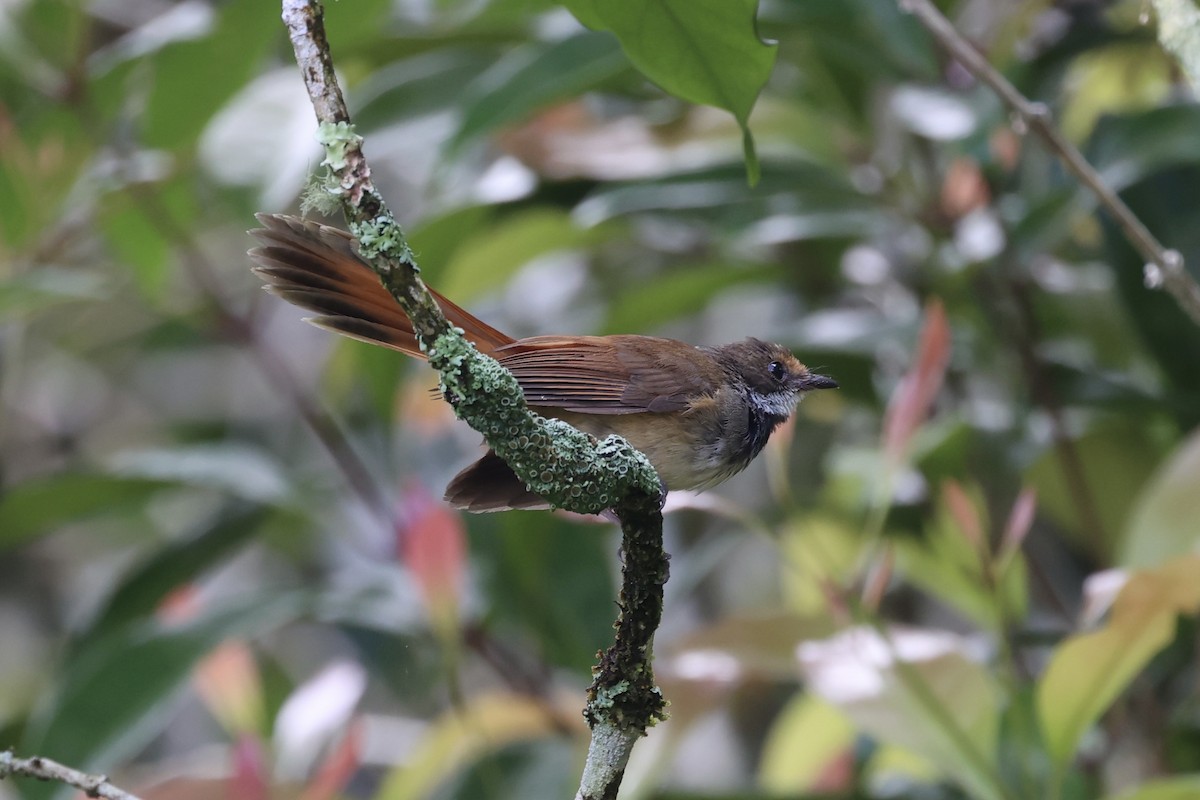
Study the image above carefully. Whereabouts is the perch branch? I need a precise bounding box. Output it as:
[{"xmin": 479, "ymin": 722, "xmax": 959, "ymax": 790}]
[
  {"xmin": 278, "ymin": 3, "xmax": 668, "ymax": 797},
  {"xmin": 1, "ymin": 750, "xmax": 142, "ymax": 800},
  {"xmin": 900, "ymin": 0, "xmax": 1200, "ymax": 326}
]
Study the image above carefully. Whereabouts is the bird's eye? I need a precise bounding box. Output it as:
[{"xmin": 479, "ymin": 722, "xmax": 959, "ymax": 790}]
[{"xmin": 768, "ymin": 361, "xmax": 786, "ymax": 381}]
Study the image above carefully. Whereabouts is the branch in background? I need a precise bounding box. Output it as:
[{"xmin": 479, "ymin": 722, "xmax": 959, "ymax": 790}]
[
  {"xmin": 1, "ymin": 750, "xmax": 142, "ymax": 800},
  {"xmin": 278, "ymin": 2, "xmax": 668, "ymax": 796},
  {"xmin": 900, "ymin": 0, "xmax": 1200, "ymax": 326}
]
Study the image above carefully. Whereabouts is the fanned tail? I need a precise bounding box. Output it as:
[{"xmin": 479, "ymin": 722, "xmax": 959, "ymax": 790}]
[
  {"xmin": 248, "ymin": 213, "xmax": 515, "ymax": 357},
  {"xmin": 248, "ymin": 213, "xmax": 544, "ymax": 513}
]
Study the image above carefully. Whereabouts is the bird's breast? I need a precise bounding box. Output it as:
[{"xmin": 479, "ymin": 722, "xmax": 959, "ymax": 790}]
[{"xmin": 545, "ymin": 389, "xmax": 785, "ymax": 493}]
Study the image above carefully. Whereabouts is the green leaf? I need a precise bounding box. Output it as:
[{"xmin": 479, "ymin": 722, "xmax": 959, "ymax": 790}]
[
  {"xmin": 375, "ymin": 693, "xmax": 566, "ymax": 800},
  {"xmin": 0, "ymin": 473, "xmax": 169, "ymax": 552},
  {"xmin": 1107, "ymin": 777, "xmax": 1200, "ymax": 800},
  {"xmin": 562, "ymin": 0, "xmax": 776, "ymax": 182},
  {"xmin": 1088, "ymin": 93, "xmax": 1200, "ymax": 192},
  {"xmin": 70, "ymin": 505, "xmax": 273, "ymax": 656},
  {"xmin": 1025, "ymin": 419, "xmax": 1165, "ymax": 561},
  {"xmin": 449, "ymin": 31, "xmax": 626, "ymax": 153},
  {"xmin": 407, "ymin": 204, "xmax": 494, "ymax": 287},
  {"xmin": 1038, "ymin": 556, "xmax": 1200, "ymax": 768},
  {"xmin": 0, "ymin": 269, "xmax": 109, "ymax": 319},
  {"xmin": 107, "ymin": 443, "xmax": 292, "ymax": 504},
  {"xmin": 97, "ymin": 198, "xmax": 171, "ymax": 298},
  {"xmin": 355, "ymin": 49, "xmax": 500, "ymax": 131},
  {"xmin": 19, "ymin": 593, "xmax": 309, "ymax": 800},
  {"xmin": 436, "ymin": 208, "xmax": 604, "ymax": 302},
  {"xmin": 896, "ymin": 483, "xmax": 1028, "ymax": 631},
  {"xmin": 1121, "ymin": 428, "xmax": 1200, "ymax": 568},
  {"xmin": 798, "ymin": 626, "xmax": 1003, "ymax": 800},
  {"xmin": 758, "ymin": 695, "xmax": 855, "ymax": 794},
  {"xmin": 470, "ymin": 512, "xmax": 615, "ymax": 673},
  {"xmin": 142, "ymin": 0, "xmax": 279, "ymax": 149},
  {"xmin": 602, "ymin": 261, "xmax": 779, "ymax": 334}
]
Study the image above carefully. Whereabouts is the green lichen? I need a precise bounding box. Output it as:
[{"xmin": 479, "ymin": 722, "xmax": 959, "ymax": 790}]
[
  {"xmin": 421, "ymin": 330, "xmax": 659, "ymax": 514},
  {"xmin": 315, "ymin": 120, "xmax": 362, "ymax": 170},
  {"xmin": 590, "ymin": 680, "xmax": 630, "ymax": 709},
  {"xmin": 349, "ymin": 215, "xmax": 414, "ymax": 265}
]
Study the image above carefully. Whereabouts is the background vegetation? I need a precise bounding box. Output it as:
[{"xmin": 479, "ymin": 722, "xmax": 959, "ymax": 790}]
[{"xmin": 2, "ymin": 0, "xmax": 1199, "ymax": 798}]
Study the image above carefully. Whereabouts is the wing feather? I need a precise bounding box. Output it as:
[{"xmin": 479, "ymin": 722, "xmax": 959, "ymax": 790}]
[{"xmin": 495, "ymin": 335, "xmax": 717, "ymax": 414}]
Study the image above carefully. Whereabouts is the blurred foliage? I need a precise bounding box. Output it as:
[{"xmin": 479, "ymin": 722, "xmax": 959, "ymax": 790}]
[{"xmin": 1, "ymin": 0, "xmax": 1200, "ymax": 799}]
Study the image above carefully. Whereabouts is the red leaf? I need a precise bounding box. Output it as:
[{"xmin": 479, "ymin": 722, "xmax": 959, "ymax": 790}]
[
  {"xmin": 999, "ymin": 487, "xmax": 1037, "ymax": 565},
  {"xmin": 228, "ymin": 734, "xmax": 270, "ymax": 800},
  {"xmin": 156, "ymin": 583, "xmax": 201, "ymax": 625},
  {"xmin": 882, "ymin": 298, "xmax": 951, "ymax": 465},
  {"xmin": 397, "ymin": 483, "xmax": 466, "ymax": 617},
  {"xmin": 193, "ymin": 640, "xmax": 263, "ymax": 735}
]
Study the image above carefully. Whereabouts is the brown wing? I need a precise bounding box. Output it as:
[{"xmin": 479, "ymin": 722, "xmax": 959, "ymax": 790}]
[
  {"xmin": 249, "ymin": 214, "xmax": 514, "ymax": 357},
  {"xmin": 495, "ymin": 335, "xmax": 719, "ymax": 415}
]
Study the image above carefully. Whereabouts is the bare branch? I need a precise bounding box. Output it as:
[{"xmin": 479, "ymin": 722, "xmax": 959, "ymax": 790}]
[
  {"xmin": 901, "ymin": 0, "xmax": 1200, "ymax": 326},
  {"xmin": 1, "ymin": 750, "xmax": 142, "ymax": 800}
]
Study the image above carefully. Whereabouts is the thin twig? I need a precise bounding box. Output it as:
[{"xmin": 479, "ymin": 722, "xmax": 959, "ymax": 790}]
[
  {"xmin": 1, "ymin": 750, "xmax": 142, "ymax": 800},
  {"xmin": 901, "ymin": 0, "xmax": 1200, "ymax": 326},
  {"xmin": 278, "ymin": 3, "xmax": 667, "ymax": 797}
]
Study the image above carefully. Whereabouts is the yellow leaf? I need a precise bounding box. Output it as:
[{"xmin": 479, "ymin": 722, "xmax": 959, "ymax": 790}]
[{"xmin": 1038, "ymin": 555, "xmax": 1200, "ymax": 766}]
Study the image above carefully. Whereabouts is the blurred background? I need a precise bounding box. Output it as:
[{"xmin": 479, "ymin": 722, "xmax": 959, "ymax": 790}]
[{"xmin": 2, "ymin": 0, "xmax": 1199, "ymax": 798}]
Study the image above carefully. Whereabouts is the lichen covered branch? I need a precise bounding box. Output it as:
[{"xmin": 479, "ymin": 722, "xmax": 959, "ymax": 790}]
[{"xmin": 278, "ymin": 2, "xmax": 669, "ymax": 795}]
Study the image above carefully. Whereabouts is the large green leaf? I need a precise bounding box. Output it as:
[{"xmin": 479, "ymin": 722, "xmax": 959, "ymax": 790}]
[
  {"xmin": 797, "ymin": 626, "xmax": 1004, "ymax": 800},
  {"xmin": 19, "ymin": 592, "xmax": 309, "ymax": 800},
  {"xmin": 0, "ymin": 473, "xmax": 169, "ymax": 552},
  {"xmin": 1038, "ymin": 556, "xmax": 1200, "ymax": 768},
  {"xmin": 69, "ymin": 505, "xmax": 275, "ymax": 657},
  {"xmin": 1107, "ymin": 777, "xmax": 1200, "ymax": 800},
  {"xmin": 0, "ymin": 269, "xmax": 109, "ymax": 319},
  {"xmin": 562, "ymin": 0, "xmax": 776, "ymax": 182},
  {"xmin": 1120, "ymin": 428, "xmax": 1200, "ymax": 568},
  {"xmin": 449, "ymin": 31, "xmax": 627, "ymax": 153},
  {"xmin": 436, "ymin": 208, "xmax": 608, "ymax": 301},
  {"xmin": 1025, "ymin": 419, "xmax": 1165, "ymax": 561},
  {"xmin": 469, "ymin": 512, "xmax": 616, "ymax": 673},
  {"xmin": 602, "ymin": 261, "xmax": 779, "ymax": 334},
  {"xmin": 142, "ymin": 0, "xmax": 279, "ymax": 149}
]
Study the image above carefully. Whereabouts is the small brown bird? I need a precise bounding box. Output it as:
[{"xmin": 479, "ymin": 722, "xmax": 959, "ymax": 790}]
[{"xmin": 249, "ymin": 214, "xmax": 837, "ymax": 511}]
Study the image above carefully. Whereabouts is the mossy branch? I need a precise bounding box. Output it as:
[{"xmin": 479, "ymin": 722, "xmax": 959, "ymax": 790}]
[{"xmin": 279, "ymin": 2, "xmax": 669, "ymax": 795}]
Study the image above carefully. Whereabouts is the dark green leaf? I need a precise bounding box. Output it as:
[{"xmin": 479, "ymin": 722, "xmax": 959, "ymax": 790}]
[
  {"xmin": 602, "ymin": 261, "xmax": 780, "ymax": 334},
  {"xmin": 562, "ymin": 0, "xmax": 776, "ymax": 181},
  {"xmin": 70, "ymin": 504, "xmax": 274, "ymax": 656},
  {"xmin": 449, "ymin": 32, "xmax": 627, "ymax": 153},
  {"xmin": 142, "ymin": 0, "xmax": 279, "ymax": 149},
  {"xmin": 19, "ymin": 592, "xmax": 309, "ymax": 800},
  {"xmin": 0, "ymin": 474, "xmax": 169, "ymax": 552}
]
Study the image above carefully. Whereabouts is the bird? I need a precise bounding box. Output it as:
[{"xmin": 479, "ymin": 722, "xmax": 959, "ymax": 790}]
[{"xmin": 248, "ymin": 213, "xmax": 837, "ymax": 512}]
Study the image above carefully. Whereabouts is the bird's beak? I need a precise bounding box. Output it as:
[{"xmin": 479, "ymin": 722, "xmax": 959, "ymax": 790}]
[{"xmin": 800, "ymin": 373, "xmax": 838, "ymax": 391}]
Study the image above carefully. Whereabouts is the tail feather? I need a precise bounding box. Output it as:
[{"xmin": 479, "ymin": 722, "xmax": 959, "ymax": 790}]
[
  {"xmin": 248, "ymin": 214, "xmax": 515, "ymax": 357},
  {"xmin": 249, "ymin": 215, "xmax": 548, "ymax": 512},
  {"xmin": 443, "ymin": 450, "xmax": 548, "ymax": 512}
]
